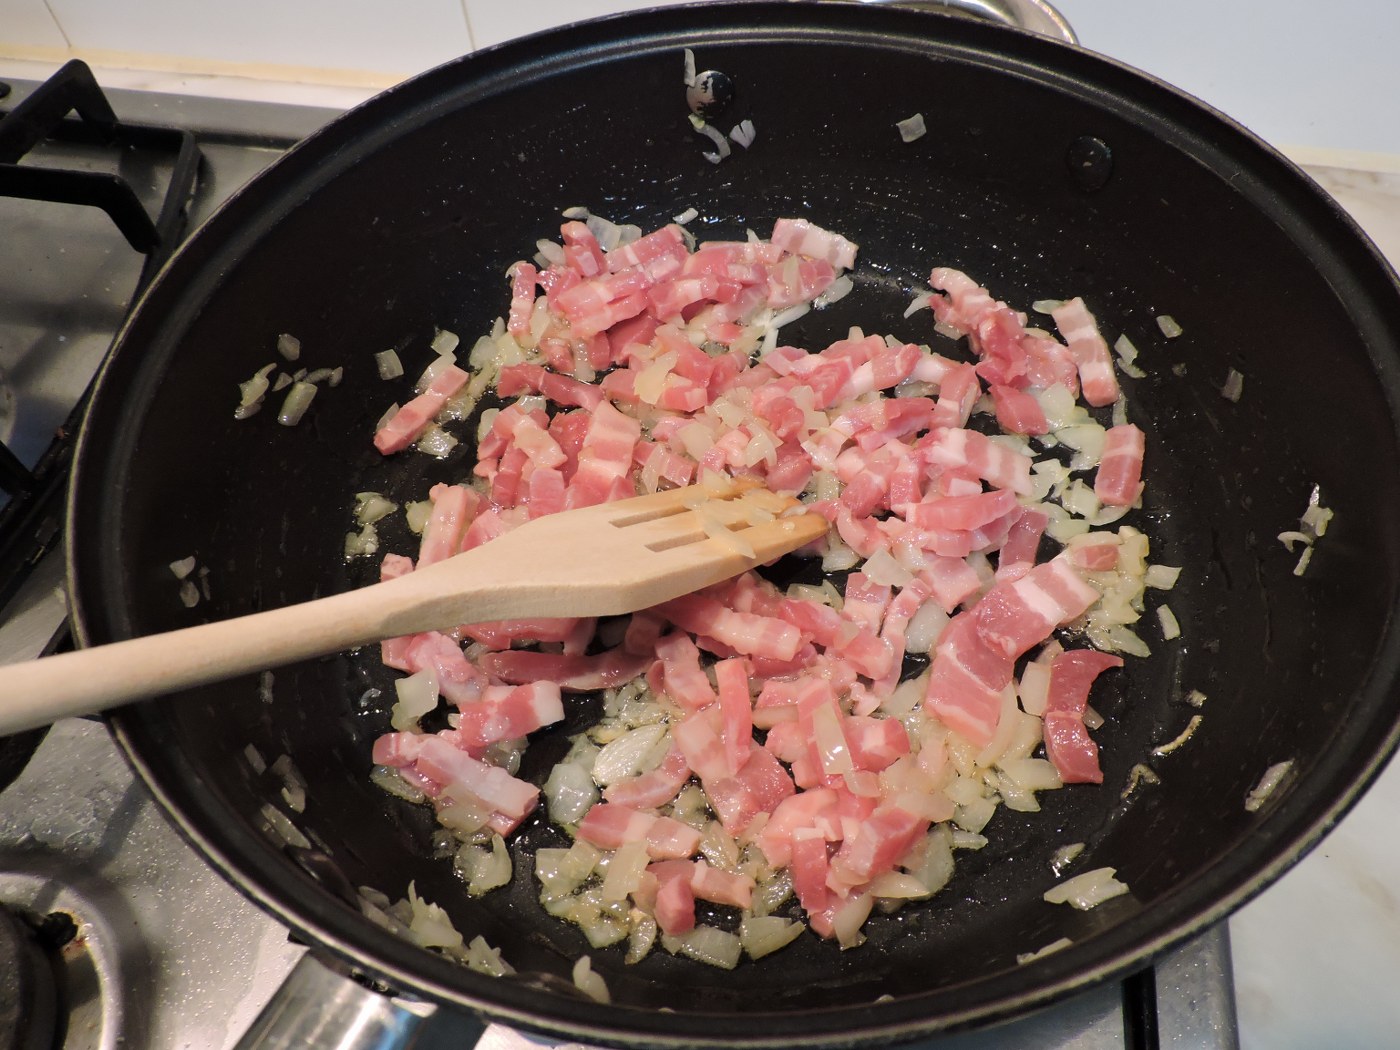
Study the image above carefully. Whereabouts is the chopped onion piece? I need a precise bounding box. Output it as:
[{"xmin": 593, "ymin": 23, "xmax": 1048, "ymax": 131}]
[
  {"xmin": 895, "ymin": 112, "xmax": 927, "ymax": 142},
  {"xmin": 375, "ymin": 350, "xmax": 404, "ymax": 380},
  {"xmin": 1043, "ymin": 867, "xmax": 1129, "ymax": 910},
  {"xmin": 276, "ymin": 333, "xmax": 302, "ymax": 361},
  {"xmin": 729, "ymin": 120, "xmax": 757, "ymax": 149},
  {"xmin": 1156, "ymin": 604, "xmax": 1181, "ymax": 640},
  {"xmin": 739, "ymin": 916, "xmax": 804, "ymax": 959},
  {"xmin": 1017, "ymin": 937, "xmax": 1074, "ymax": 964},
  {"xmin": 1144, "ymin": 564, "xmax": 1181, "ymax": 589},
  {"xmin": 407, "ymin": 882, "xmax": 464, "ymax": 950},
  {"xmin": 1049, "ymin": 842, "xmax": 1084, "ymax": 876},
  {"xmin": 1156, "ymin": 314, "xmax": 1183, "ymax": 338},
  {"xmin": 277, "ymin": 381, "xmax": 317, "ymax": 426},
  {"xmin": 392, "ymin": 667, "xmax": 440, "ymax": 731},
  {"xmin": 1221, "ymin": 368, "xmax": 1244, "ymax": 402},
  {"xmin": 1152, "ymin": 713, "xmax": 1202, "ymax": 756},
  {"xmin": 661, "ymin": 926, "xmax": 742, "ymax": 970},
  {"xmin": 572, "ymin": 956, "xmax": 611, "ymax": 1004},
  {"xmin": 431, "ymin": 329, "xmax": 460, "ymax": 356},
  {"xmin": 544, "ymin": 761, "xmax": 599, "ymax": 825},
  {"xmin": 673, "ymin": 206, "xmax": 699, "ymax": 224},
  {"xmin": 1245, "ymin": 759, "xmax": 1295, "ymax": 812}
]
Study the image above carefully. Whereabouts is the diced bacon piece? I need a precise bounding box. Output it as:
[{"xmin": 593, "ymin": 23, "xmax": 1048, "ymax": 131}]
[
  {"xmin": 577, "ymin": 802, "xmax": 657, "ymax": 849},
  {"xmin": 379, "ymin": 554, "xmax": 417, "ymax": 669},
  {"xmin": 924, "ymin": 428, "xmax": 1033, "ymax": 495},
  {"xmin": 843, "ymin": 572, "xmax": 892, "ymax": 633},
  {"xmin": 566, "ymin": 399, "xmax": 641, "ymax": 508},
  {"xmin": 650, "ymin": 861, "xmax": 697, "ymax": 935},
  {"xmin": 496, "ymin": 363, "xmax": 605, "ymax": 411},
  {"xmin": 704, "ymin": 744, "xmax": 796, "ymax": 835},
  {"xmin": 974, "ymin": 553, "xmax": 1100, "ymax": 660},
  {"xmin": 523, "ymin": 466, "xmax": 566, "ymax": 519},
  {"xmin": 996, "ymin": 508, "xmax": 1048, "ymax": 583},
  {"xmin": 690, "ymin": 860, "xmax": 755, "ymax": 909},
  {"xmin": 928, "ymin": 362, "xmax": 981, "ymax": 429},
  {"xmin": 622, "ymin": 610, "xmax": 666, "ymax": 656},
  {"xmin": 1047, "ymin": 649, "xmax": 1123, "ymax": 716},
  {"xmin": 770, "ymin": 218, "xmax": 859, "ymax": 271},
  {"xmin": 1095, "ymin": 423, "xmax": 1145, "ymax": 507},
  {"xmin": 757, "ymin": 788, "xmax": 841, "ymax": 868},
  {"xmin": 928, "ymin": 267, "xmax": 996, "ymax": 333},
  {"xmin": 1023, "ymin": 339, "xmax": 1080, "ymax": 395},
  {"xmin": 829, "ymin": 805, "xmax": 927, "ymax": 888},
  {"xmin": 654, "ymin": 632, "xmax": 717, "ymax": 710},
  {"xmin": 656, "ymin": 593, "xmax": 803, "ymax": 662},
  {"xmin": 604, "ymin": 744, "xmax": 692, "ymax": 809},
  {"xmin": 904, "ymin": 489, "xmax": 1019, "ymax": 532},
  {"xmin": 403, "ymin": 632, "xmax": 487, "ymax": 705},
  {"xmin": 413, "ymin": 736, "xmax": 538, "ymax": 822},
  {"xmin": 606, "ymin": 224, "xmax": 687, "ymax": 275},
  {"xmin": 478, "ymin": 646, "xmax": 650, "ymax": 691},
  {"xmin": 576, "ymin": 803, "xmax": 702, "ymax": 860},
  {"xmin": 916, "ymin": 554, "xmax": 983, "ymax": 614},
  {"xmin": 1070, "ymin": 538, "xmax": 1120, "ymax": 571},
  {"xmin": 1051, "ymin": 297, "xmax": 1120, "ymax": 407},
  {"xmin": 478, "ymin": 403, "xmax": 548, "ymax": 460},
  {"xmin": 971, "ymin": 306, "xmax": 1032, "ymax": 387},
  {"xmin": 990, "ymin": 383, "xmax": 1049, "ymax": 435},
  {"xmin": 648, "ymin": 816, "xmax": 705, "ymax": 860},
  {"xmin": 373, "ymin": 364, "xmax": 470, "ymax": 455},
  {"xmin": 606, "ymin": 313, "xmax": 658, "ymax": 364},
  {"xmin": 371, "ymin": 730, "xmax": 426, "ymax": 768},
  {"xmin": 557, "ymin": 285, "xmax": 650, "ymax": 340},
  {"xmin": 633, "ymin": 441, "xmax": 697, "ymax": 490},
  {"xmin": 675, "ymin": 706, "xmax": 734, "ymax": 785},
  {"xmin": 767, "ymin": 256, "xmax": 837, "ymax": 310},
  {"xmin": 909, "ymin": 352, "xmax": 960, "ymax": 385},
  {"xmin": 489, "ymin": 445, "xmax": 528, "ymax": 508},
  {"xmin": 459, "ymin": 506, "xmax": 509, "ymax": 552},
  {"xmin": 453, "ymin": 682, "xmax": 564, "ymax": 748},
  {"xmin": 924, "ymin": 612, "xmax": 1012, "ymax": 747},
  {"xmin": 1043, "ymin": 713, "xmax": 1103, "ymax": 785},
  {"xmin": 836, "ymin": 342, "xmax": 920, "ymax": 400},
  {"xmin": 789, "ymin": 831, "xmax": 835, "ymax": 915},
  {"xmin": 560, "ymin": 220, "xmax": 606, "ymax": 277},
  {"xmin": 714, "ymin": 659, "xmax": 753, "ymax": 775},
  {"xmin": 844, "ymin": 716, "xmax": 911, "ymax": 771},
  {"xmin": 507, "ymin": 263, "xmax": 539, "ymax": 337},
  {"xmin": 753, "ymin": 679, "xmax": 803, "ymax": 729},
  {"xmin": 1041, "ymin": 647, "xmax": 1121, "ymax": 784},
  {"xmin": 648, "ymin": 274, "xmax": 720, "ymax": 321},
  {"xmin": 871, "ymin": 578, "xmax": 933, "ymax": 696}
]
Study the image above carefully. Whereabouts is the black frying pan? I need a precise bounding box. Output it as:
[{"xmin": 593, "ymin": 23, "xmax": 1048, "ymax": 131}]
[{"xmin": 66, "ymin": 3, "xmax": 1400, "ymax": 1046}]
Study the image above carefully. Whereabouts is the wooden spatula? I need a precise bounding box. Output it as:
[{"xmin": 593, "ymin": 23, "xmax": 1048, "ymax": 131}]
[{"xmin": 0, "ymin": 482, "xmax": 827, "ymax": 735}]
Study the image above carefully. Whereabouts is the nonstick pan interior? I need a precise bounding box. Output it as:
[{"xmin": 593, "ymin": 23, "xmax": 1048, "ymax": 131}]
[{"xmin": 70, "ymin": 5, "xmax": 1400, "ymax": 1045}]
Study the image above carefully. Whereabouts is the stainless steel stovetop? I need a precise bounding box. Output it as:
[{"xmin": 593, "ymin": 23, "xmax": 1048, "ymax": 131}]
[{"xmin": 0, "ymin": 72, "xmax": 1237, "ymax": 1050}]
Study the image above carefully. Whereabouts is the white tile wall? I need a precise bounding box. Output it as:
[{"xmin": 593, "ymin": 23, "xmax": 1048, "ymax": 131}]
[
  {"xmin": 8, "ymin": 0, "xmax": 473, "ymax": 79},
  {"xmin": 460, "ymin": 0, "xmax": 688, "ymax": 51},
  {"xmin": 0, "ymin": 0, "xmax": 70, "ymax": 51}
]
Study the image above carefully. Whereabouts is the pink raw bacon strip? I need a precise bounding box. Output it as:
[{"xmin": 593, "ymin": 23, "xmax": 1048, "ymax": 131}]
[
  {"xmin": 507, "ymin": 263, "xmax": 538, "ymax": 337},
  {"xmin": 478, "ymin": 646, "xmax": 650, "ymax": 692},
  {"xmin": 418, "ymin": 484, "xmax": 482, "ymax": 567},
  {"xmin": 770, "ymin": 218, "xmax": 859, "ymax": 271},
  {"xmin": 1042, "ymin": 650, "xmax": 1124, "ymax": 784},
  {"xmin": 656, "ymin": 592, "xmax": 804, "ymax": 663},
  {"xmin": 924, "ymin": 612, "xmax": 1012, "ymax": 748},
  {"xmin": 453, "ymin": 682, "xmax": 564, "ymax": 748},
  {"xmin": 373, "ymin": 363, "xmax": 470, "ymax": 455},
  {"xmin": 1051, "ymin": 297, "xmax": 1120, "ymax": 407},
  {"xmin": 1095, "ymin": 423, "xmax": 1145, "ymax": 507},
  {"xmin": 974, "ymin": 552, "xmax": 1100, "ymax": 660}
]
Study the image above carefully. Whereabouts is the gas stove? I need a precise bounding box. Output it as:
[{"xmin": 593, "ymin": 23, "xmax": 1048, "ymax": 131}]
[{"xmin": 2, "ymin": 60, "xmax": 1347, "ymax": 1050}]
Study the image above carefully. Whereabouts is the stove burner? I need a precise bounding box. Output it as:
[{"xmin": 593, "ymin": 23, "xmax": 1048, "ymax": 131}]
[{"xmin": 0, "ymin": 903, "xmax": 61, "ymax": 1050}]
